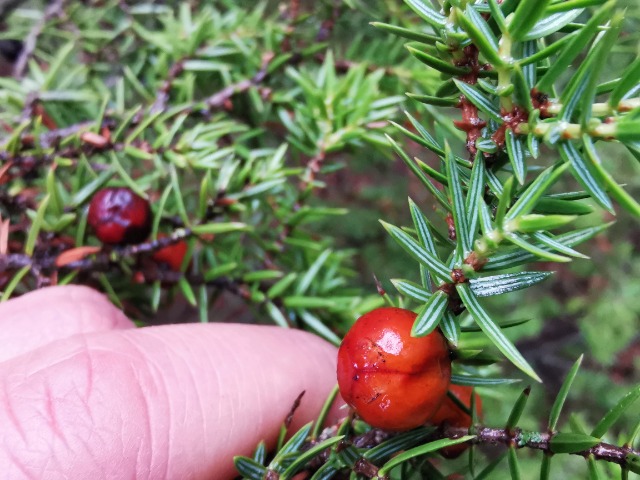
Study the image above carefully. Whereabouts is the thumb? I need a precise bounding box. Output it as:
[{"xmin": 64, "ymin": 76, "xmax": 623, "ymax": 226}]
[{"xmin": 0, "ymin": 323, "xmax": 343, "ymax": 479}]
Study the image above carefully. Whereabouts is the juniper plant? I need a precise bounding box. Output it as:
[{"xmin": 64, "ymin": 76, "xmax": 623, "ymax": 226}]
[{"xmin": 0, "ymin": 1, "xmax": 638, "ymax": 479}]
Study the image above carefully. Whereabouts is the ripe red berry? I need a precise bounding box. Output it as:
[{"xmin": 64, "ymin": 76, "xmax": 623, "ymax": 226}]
[
  {"xmin": 152, "ymin": 235, "xmax": 188, "ymax": 271},
  {"xmin": 337, "ymin": 307, "xmax": 451, "ymax": 431},
  {"xmin": 87, "ymin": 187, "xmax": 151, "ymax": 245},
  {"xmin": 429, "ymin": 384, "xmax": 482, "ymax": 458}
]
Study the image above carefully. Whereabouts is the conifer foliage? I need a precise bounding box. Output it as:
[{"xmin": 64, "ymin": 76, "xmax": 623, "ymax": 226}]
[{"xmin": 0, "ymin": 1, "xmax": 638, "ymax": 478}]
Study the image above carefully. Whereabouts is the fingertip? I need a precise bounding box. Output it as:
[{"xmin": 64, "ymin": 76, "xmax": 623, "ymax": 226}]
[{"xmin": 0, "ymin": 285, "xmax": 133, "ymax": 362}]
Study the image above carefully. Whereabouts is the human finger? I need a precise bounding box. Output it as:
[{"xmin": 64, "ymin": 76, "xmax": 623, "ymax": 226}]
[
  {"xmin": 0, "ymin": 285, "xmax": 134, "ymax": 363},
  {"xmin": 0, "ymin": 323, "xmax": 343, "ymax": 479}
]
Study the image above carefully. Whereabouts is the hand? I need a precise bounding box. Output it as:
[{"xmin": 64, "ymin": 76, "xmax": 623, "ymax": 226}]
[{"xmin": 0, "ymin": 286, "xmax": 342, "ymax": 479}]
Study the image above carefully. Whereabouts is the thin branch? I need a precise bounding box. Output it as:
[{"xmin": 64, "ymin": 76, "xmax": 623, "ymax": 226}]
[
  {"xmin": 12, "ymin": 0, "xmax": 65, "ymax": 78},
  {"xmin": 310, "ymin": 424, "xmax": 640, "ymax": 478}
]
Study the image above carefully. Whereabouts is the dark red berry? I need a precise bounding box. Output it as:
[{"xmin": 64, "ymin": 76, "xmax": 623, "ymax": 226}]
[
  {"xmin": 87, "ymin": 187, "xmax": 151, "ymax": 245},
  {"xmin": 152, "ymin": 234, "xmax": 188, "ymax": 271}
]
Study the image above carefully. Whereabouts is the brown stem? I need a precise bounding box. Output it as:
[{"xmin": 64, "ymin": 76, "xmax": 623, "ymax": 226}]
[
  {"xmin": 328, "ymin": 425, "xmax": 640, "ymax": 474},
  {"xmin": 12, "ymin": 0, "xmax": 65, "ymax": 78},
  {"xmin": 445, "ymin": 425, "xmax": 639, "ymax": 467}
]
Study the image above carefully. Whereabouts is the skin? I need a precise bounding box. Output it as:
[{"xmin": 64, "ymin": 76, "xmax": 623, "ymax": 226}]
[{"xmin": 0, "ymin": 285, "xmax": 343, "ymax": 479}]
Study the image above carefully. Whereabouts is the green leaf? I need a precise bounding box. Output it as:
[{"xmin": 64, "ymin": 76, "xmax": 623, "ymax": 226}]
[
  {"xmin": 508, "ymin": 0, "xmax": 553, "ymax": 42},
  {"xmin": 506, "ymin": 233, "xmax": 571, "ymax": 262},
  {"xmin": 469, "ymin": 272, "xmax": 552, "ymax": 297},
  {"xmin": 476, "ymin": 453, "xmax": 508, "ymax": 480},
  {"xmin": 409, "ymin": 198, "xmax": 438, "ymax": 255},
  {"xmin": 266, "ymin": 302, "xmax": 290, "ymax": 328},
  {"xmin": 523, "ymin": 11, "xmax": 584, "ymax": 40},
  {"xmin": 466, "ymin": 156, "xmax": 484, "ymax": 238},
  {"xmin": 455, "ymin": 349, "xmax": 503, "ymax": 366},
  {"xmin": 496, "ymin": 177, "xmax": 515, "ymax": 229},
  {"xmin": 530, "ymin": 232, "xmax": 589, "ymax": 258},
  {"xmin": 391, "ymin": 279, "xmax": 431, "ymax": 302},
  {"xmin": 540, "ymin": 455, "xmax": 552, "ymax": 480},
  {"xmin": 507, "ymin": 164, "xmax": 569, "ymax": 220},
  {"xmin": 559, "ymin": 141, "xmax": 613, "ymax": 212},
  {"xmin": 461, "ymin": 317, "xmax": 530, "ymax": 332},
  {"xmin": 0, "ymin": 266, "xmax": 30, "ymax": 302},
  {"xmin": 536, "ymin": 2, "xmax": 614, "ymax": 92},
  {"xmin": 518, "ymin": 33, "xmax": 577, "ymax": 66},
  {"xmin": 506, "ymin": 387, "xmax": 532, "ymax": 429},
  {"xmin": 457, "ymin": 283, "xmax": 541, "ymax": 382},
  {"xmin": 505, "ymin": 130, "xmax": 527, "ymax": 185},
  {"xmin": 378, "ymin": 436, "xmax": 476, "ymax": 476},
  {"xmin": 479, "ymin": 200, "xmax": 494, "ymax": 236},
  {"xmin": 299, "ymin": 310, "xmax": 341, "ymax": 346},
  {"xmin": 311, "ymin": 385, "xmax": 340, "ymax": 440},
  {"xmin": 401, "ymin": 112, "xmax": 445, "ymax": 155},
  {"xmin": 371, "ymin": 22, "xmax": 439, "ymax": 44},
  {"xmin": 454, "ymin": 80, "xmax": 502, "ymax": 122},
  {"xmin": 407, "ymin": 93, "xmax": 458, "ymax": 106},
  {"xmin": 610, "ymin": 57, "xmax": 640, "ymax": 107},
  {"xmin": 386, "ymin": 134, "xmax": 451, "ymax": 210},
  {"xmin": 25, "ymin": 195, "xmax": 50, "ymax": 256},
  {"xmin": 309, "ymin": 462, "xmax": 340, "ymax": 480},
  {"xmin": 508, "ymin": 446, "xmax": 521, "ymax": 480},
  {"xmin": 404, "ymin": 0, "xmax": 447, "ymax": 29},
  {"xmin": 234, "ymin": 456, "xmax": 267, "ymax": 479},
  {"xmin": 416, "ymin": 158, "xmax": 449, "ymax": 184},
  {"xmin": 282, "ymin": 435, "xmax": 344, "ymax": 478},
  {"xmin": 547, "ymin": 0, "xmax": 607, "ymax": 13},
  {"xmin": 253, "ymin": 440, "xmax": 267, "ymax": 464},
  {"xmin": 407, "ymin": 46, "xmax": 470, "ymax": 76},
  {"xmin": 583, "ymin": 136, "xmax": 640, "ymax": 217},
  {"xmin": 364, "ymin": 427, "xmax": 435, "ymax": 462},
  {"xmin": 512, "ymin": 64, "xmax": 534, "ymax": 112},
  {"xmin": 483, "ymin": 223, "xmax": 610, "ymax": 271},
  {"xmin": 558, "ymin": 12, "xmax": 622, "ymax": 124},
  {"xmin": 267, "ymin": 273, "xmax": 297, "ymax": 299},
  {"xmin": 273, "ymin": 422, "xmax": 312, "ymax": 462},
  {"xmin": 178, "ymin": 277, "xmax": 197, "ymax": 306},
  {"xmin": 534, "ymin": 198, "xmax": 593, "ymax": 216},
  {"xmin": 441, "ymin": 310, "xmax": 460, "ymax": 346},
  {"xmin": 412, "ymin": 290, "xmax": 449, "ymax": 336},
  {"xmin": 191, "ymin": 222, "xmax": 250, "ymax": 235},
  {"xmin": 295, "ymin": 249, "xmax": 332, "ymax": 295},
  {"xmin": 576, "ymin": 13, "xmax": 622, "ymax": 125},
  {"xmin": 451, "ymin": 374, "xmax": 520, "ymax": 386},
  {"xmin": 283, "ymin": 296, "xmax": 337, "ymax": 309},
  {"xmin": 203, "ymin": 262, "xmax": 238, "ymax": 281},
  {"xmin": 511, "ymin": 214, "xmax": 577, "ymax": 233},
  {"xmin": 626, "ymin": 453, "xmax": 640, "ymax": 475},
  {"xmin": 591, "ymin": 385, "xmax": 640, "ymax": 439},
  {"xmin": 550, "ymin": 432, "xmax": 600, "ymax": 453},
  {"xmin": 380, "ymin": 220, "xmax": 450, "ymax": 283},
  {"xmin": 456, "ymin": 7, "xmax": 503, "ymax": 66},
  {"xmin": 445, "ymin": 143, "xmax": 472, "ymax": 256},
  {"xmin": 71, "ymin": 168, "xmax": 115, "ymax": 207},
  {"xmin": 487, "ymin": 0, "xmax": 508, "ymax": 33}
]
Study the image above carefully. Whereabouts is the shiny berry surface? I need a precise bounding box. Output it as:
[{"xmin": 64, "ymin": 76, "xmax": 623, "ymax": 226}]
[
  {"xmin": 87, "ymin": 187, "xmax": 151, "ymax": 245},
  {"xmin": 430, "ymin": 384, "xmax": 482, "ymax": 458},
  {"xmin": 152, "ymin": 235, "xmax": 188, "ymax": 271},
  {"xmin": 337, "ymin": 307, "xmax": 451, "ymax": 431}
]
